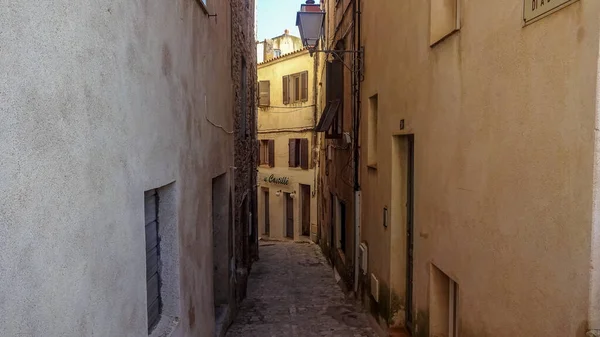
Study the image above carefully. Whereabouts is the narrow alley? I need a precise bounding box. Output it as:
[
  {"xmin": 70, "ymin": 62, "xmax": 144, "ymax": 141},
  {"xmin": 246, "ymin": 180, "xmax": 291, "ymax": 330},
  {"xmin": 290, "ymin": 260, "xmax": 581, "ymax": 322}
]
[{"xmin": 226, "ymin": 241, "xmax": 376, "ymax": 337}]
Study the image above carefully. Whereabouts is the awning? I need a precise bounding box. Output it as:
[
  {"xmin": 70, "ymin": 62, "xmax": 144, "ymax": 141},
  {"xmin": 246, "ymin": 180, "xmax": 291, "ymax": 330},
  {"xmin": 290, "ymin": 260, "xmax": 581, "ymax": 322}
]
[{"xmin": 315, "ymin": 99, "xmax": 340, "ymax": 132}]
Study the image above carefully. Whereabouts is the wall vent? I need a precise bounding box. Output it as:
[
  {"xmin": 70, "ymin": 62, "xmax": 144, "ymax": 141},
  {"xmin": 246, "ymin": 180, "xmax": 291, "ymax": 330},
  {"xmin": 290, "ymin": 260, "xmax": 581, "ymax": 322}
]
[
  {"xmin": 371, "ymin": 273, "xmax": 379, "ymax": 302},
  {"xmin": 359, "ymin": 243, "xmax": 368, "ymax": 274}
]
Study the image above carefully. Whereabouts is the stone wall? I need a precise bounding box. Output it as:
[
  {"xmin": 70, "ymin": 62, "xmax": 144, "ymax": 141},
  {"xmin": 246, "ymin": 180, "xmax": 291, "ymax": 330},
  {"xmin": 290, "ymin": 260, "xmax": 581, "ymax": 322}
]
[{"xmin": 231, "ymin": 0, "xmax": 259, "ymax": 304}]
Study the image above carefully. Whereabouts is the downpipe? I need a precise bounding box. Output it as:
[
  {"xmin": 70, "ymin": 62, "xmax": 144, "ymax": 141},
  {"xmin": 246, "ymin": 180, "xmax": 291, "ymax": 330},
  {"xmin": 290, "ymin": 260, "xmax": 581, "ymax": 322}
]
[
  {"xmin": 588, "ymin": 49, "xmax": 600, "ymax": 337},
  {"xmin": 354, "ymin": 191, "xmax": 361, "ymax": 293},
  {"xmin": 352, "ymin": 0, "xmax": 362, "ymax": 294}
]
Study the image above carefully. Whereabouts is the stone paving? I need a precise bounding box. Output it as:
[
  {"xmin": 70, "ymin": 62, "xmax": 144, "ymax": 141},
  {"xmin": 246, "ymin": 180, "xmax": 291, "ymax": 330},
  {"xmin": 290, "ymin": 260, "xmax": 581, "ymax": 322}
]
[{"xmin": 226, "ymin": 241, "xmax": 377, "ymax": 337}]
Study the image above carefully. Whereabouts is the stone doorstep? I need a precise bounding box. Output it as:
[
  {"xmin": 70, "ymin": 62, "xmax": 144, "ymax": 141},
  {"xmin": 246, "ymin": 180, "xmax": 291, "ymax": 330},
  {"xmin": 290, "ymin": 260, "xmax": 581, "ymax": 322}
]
[
  {"xmin": 366, "ymin": 312, "xmax": 387, "ymax": 337},
  {"xmin": 388, "ymin": 327, "xmax": 411, "ymax": 337}
]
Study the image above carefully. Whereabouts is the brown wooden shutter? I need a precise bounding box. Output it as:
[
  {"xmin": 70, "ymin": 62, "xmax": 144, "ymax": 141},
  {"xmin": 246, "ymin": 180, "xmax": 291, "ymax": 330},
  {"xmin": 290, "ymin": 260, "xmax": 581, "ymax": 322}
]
[
  {"xmin": 301, "ymin": 71, "xmax": 308, "ymax": 101},
  {"xmin": 289, "ymin": 138, "xmax": 296, "ymax": 167},
  {"xmin": 145, "ymin": 189, "xmax": 161, "ymax": 333},
  {"xmin": 268, "ymin": 140, "xmax": 275, "ymax": 167},
  {"xmin": 326, "ymin": 61, "xmax": 332, "ymax": 103},
  {"xmin": 283, "ymin": 75, "xmax": 289, "ymax": 104},
  {"xmin": 259, "ymin": 141, "xmax": 265, "ymax": 165},
  {"xmin": 300, "ymin": 138, "xmax": 309, "ymax": 169},
  {"xmin": 259, "ymin": 81, "xmax": 270, "ymax": 106}
]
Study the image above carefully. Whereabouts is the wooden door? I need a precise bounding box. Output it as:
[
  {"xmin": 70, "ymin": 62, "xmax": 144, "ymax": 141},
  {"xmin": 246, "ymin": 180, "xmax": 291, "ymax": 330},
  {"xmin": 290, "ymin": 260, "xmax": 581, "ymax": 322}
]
[
  {"xmin": 264, "ymin": 190, "xmax": 270, "ymax": 235},
  {"xmin": 301, "ymin": 185, "xmax": 310, "ymax": 236},
  {"xmin": 285, "ymin": 193, "xmax": 294, "ymax": 238}
]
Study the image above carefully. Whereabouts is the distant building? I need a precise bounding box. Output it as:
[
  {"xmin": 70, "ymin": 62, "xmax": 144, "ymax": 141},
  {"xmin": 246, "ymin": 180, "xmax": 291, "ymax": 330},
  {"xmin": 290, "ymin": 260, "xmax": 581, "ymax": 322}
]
[
  {"xmin": 257, "ymin": 47, "xmax": 319, "ymax": 242},
  {"xmin": 256, "ymin": 30, "xmax": 304, "ymax": 64}
]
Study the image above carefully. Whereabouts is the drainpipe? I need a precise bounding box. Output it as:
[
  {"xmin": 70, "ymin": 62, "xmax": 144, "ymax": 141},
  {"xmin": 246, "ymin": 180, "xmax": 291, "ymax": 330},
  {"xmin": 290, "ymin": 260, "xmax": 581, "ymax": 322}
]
[
  {"xmin": 588, "ymin": 66, "xmax": 600, "ymax": 337},
  {"xmin": 352, "ymin": 0, "xmax": 362, "ymax": 294},
  {"xmin": 313, "ymin": 37, "xmax": 320, "ymax": 243}
]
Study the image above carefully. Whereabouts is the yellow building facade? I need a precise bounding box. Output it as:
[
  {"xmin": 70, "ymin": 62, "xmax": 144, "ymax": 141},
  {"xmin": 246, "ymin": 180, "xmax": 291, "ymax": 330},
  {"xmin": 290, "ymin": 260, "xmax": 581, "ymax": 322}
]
[{"xmin": 257, "ymin": 48, "xmax": 319, "ymax": 242}]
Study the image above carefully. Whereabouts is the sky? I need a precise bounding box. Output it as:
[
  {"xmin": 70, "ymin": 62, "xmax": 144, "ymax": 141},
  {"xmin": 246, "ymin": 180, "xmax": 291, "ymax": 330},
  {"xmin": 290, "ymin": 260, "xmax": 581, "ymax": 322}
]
[{"xmin": 256, "ymin": 0, "xmax": 308, "ymax": 41}]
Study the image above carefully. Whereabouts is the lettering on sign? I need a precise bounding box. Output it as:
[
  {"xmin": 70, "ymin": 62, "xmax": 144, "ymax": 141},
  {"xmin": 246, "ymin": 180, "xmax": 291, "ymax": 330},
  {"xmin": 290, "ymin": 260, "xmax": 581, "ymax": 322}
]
[
  {"xmin": 524, "ymin": 0, "xmax": 578, "ymax": 23},
  {"xmin": 264, "ymin": 174, "xmax": 290, "ymax": 185}
]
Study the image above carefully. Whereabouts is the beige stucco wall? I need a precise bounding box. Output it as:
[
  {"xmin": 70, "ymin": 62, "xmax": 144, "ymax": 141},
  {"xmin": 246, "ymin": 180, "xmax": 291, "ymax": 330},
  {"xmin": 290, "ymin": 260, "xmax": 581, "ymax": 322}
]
[
  {"xmin": 359, "ymin": 0, "xmax": 599, "ymax": 336},
  {"xmin": 258, "ymin": 51, "xmax": 318, "ymax": 241}
]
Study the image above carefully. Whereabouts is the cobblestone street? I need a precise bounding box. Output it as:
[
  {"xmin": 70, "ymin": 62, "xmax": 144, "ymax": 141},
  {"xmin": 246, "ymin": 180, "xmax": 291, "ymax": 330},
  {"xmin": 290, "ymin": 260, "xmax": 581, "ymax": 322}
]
[{"xmin": 226, "ymin": 241, "xmax": 376, "ymax": 337}]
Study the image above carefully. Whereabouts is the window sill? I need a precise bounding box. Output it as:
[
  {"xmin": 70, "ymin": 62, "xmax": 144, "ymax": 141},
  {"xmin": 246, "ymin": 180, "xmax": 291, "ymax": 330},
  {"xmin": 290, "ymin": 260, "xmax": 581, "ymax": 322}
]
[
  {"xmin": 288, "ymin": 166, "xmax": 308, "ymax": 171},
  {"xmin": 259, "ymin": 164, "xmax": 274, "ymax": 169},
  {"xmin": 430, "ymin": 29, "xmax": 460, "ymax": 47},
  {"xmin": 149, "ymin": 316, "xmax": 180, "ymax": 337}
]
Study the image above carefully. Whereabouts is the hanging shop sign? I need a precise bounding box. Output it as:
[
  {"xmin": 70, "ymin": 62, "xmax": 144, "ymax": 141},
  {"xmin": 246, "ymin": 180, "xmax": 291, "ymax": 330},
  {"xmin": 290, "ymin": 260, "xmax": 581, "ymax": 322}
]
[
  {"xmin": 263, "ymin": 174, "xmax": 290, "ymax": 186},
  {"xmin": 524, "ymin": 0, "xmax": 578, "ymax": 23}
]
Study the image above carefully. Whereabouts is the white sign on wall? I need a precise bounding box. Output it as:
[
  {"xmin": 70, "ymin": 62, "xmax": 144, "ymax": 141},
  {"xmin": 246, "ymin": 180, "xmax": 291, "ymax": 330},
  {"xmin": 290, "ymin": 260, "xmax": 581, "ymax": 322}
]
[{"xmin": 524, "ymin": 0, "xmax": 578, "ymax": 23}]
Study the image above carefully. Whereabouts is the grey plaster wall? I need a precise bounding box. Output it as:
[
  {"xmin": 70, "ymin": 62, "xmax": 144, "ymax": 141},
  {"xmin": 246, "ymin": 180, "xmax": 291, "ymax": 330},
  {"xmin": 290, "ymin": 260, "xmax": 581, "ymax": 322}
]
[{"xmin": 0, "ymin": 0, "xmax": 245, "ymax": 336}]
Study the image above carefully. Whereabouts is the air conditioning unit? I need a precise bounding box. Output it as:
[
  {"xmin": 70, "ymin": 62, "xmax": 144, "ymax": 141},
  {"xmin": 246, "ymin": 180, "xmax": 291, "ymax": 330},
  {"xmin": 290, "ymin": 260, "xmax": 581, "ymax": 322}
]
[
  {"xmin": 359, "ymin": 243, "xmax": 368, "ymax": 275},
  {"xmin": 371, "ymin": 273, "xmax": 379, "ymax": 302}
]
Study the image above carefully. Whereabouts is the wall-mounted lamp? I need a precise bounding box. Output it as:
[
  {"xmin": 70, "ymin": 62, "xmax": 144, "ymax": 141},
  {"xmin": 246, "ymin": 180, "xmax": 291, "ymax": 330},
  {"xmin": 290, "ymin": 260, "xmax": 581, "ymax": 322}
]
[
  {"xmin": 296, "ymin": 0, "xmax": 363, "ymax": 61},
  {"xmin": 290, "ymin": 191, "xmax": 297, "ymax": 199},
  {"xmin": 276, "ymin": 190, "xmax": 282, "ymax": 197}
]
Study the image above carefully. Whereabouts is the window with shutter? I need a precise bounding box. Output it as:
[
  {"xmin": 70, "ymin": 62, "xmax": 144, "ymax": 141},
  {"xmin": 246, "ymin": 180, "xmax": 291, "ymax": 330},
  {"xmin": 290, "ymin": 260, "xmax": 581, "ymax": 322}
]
[
  {"xmin": 259, "ymin": 81, "xmax": 270, "ymax": 107},
  {"xmin": 268, "ymin": 140, "xmax": 275, "ymax": 167},
  {"xmin": 289, "ymin": 139, "xmax": 296, "ymax": 167},
  {"xmin": 142, "ymin": 184, "xmax": 179, "ymax": 336},
  {"xmin": 145, "ymin": 189, "xmax": 161, "ymax": 334},
  {"xmin": 320, "ymin": 59, "xmax": 344, "ymax": 139},
  {"xmin": 259, "ymin": 140, "xmax": 269, "ymax": 165},
  {"xmin": 283, "ymin": 75, "xmax": 289, "ymax": 104},
  {"xmin": 283, "ymin": 71, "xmax": 310, "ymax": 104},
  {"xmin": 301, "ymin": 71, "xmax": 308, "ymax": 101},
  {"xmin": 300, "ymin": 138, "xmax": 309, "ymax": 169}
]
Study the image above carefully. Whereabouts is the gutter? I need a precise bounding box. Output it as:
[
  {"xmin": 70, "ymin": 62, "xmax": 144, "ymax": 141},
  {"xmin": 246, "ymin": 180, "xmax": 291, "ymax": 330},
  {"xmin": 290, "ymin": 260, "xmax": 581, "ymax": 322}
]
[
  {"xmin": 352, "ymin": 0, "xmax": 362, "ymax": 294},
  {"xmin": 588, "ymin": 65, "xmax": 600, "ymax": 337},
  {"xmin": 588, "ymin": 33, "xmax": 600, "ymax": 336}
]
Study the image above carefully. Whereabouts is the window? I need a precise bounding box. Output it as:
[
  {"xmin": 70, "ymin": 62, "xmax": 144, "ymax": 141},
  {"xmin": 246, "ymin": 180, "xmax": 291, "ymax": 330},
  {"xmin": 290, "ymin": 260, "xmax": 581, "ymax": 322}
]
[
  {"xmin": 315, "ymin": 58, "xmax": 344, "ymax": 139},
  {"xmin": 430, "ymin": 264, "xmax": 459, "ymax": 337},
  {"xmin": 144, "ymin": 183, "xmax": 180, "ymax": 336},
  {"xmin": 259, "ymin": 139, "xmax": 275, "ymax": 167},
  {"xmin": 274, "ymin": 49, "xmax": 282, "ymax": 58},
  {"xmin": 282, "ymin": 71, "xmax": 308, "ymax": 104},
  {"xmin": 145, "ymin": 189, "xmax": 162, "ymax": 333},
  {"xmin": 258, "ymin": 81, "xmax": 270, "ymax": 107},
  {"xmin": 367, "ymin": 95, "xmax": 378, "ymax": 167},
  {"xmin": 430, "ymin": 0, "xmax": 460, "ymax": 45},
  {"xmin": 288, "ymin": 138, "xmax": 309, "ymax": 169}
]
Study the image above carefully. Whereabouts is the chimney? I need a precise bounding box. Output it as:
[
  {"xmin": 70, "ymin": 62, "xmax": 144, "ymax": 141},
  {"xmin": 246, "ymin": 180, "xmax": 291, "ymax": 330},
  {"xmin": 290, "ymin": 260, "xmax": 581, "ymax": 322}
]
[{"xmin": 284, "ymin": 29, "xmax": 289, "ymax": 35}]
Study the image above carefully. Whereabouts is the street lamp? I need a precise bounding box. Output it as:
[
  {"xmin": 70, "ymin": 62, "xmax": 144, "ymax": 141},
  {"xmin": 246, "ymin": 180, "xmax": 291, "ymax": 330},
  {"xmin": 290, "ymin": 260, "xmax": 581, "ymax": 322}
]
[
  {"xmin": 296, "ymin": 0, "xmax": 325, "ymax": 52},
  {"xmin": 296, "ymin": 0, "xmax": 362, "ymax": 62}
]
